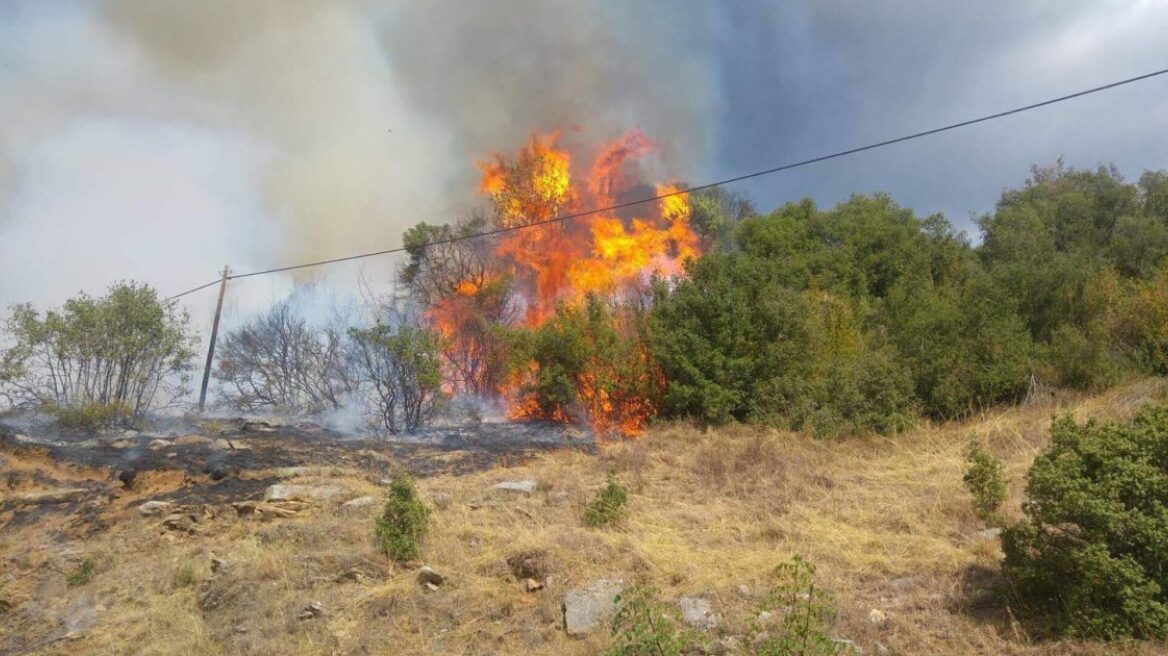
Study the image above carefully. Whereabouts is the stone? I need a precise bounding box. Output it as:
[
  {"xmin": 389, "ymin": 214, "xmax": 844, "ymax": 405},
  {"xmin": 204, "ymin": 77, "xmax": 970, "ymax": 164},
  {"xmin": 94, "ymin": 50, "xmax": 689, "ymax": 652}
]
[
  {"xmin": 162, "ymin": 513, "xmax": 199, "ymax": 534},
  {"xmin": 242, "ymin": 421, "xmax": 278, "ymax": 433},
  {"xmin": 210, "ymin": 438, "xmax": 251, "ymax": 451},
  {"xmin": 524, "ymin": 578, "xmax": 545, "ymax": 593},
  {"xmin": 297, "ymin": 600, "xmax": 324, "ymax": 620},
  {"xmin": 430, "ymin": 491, "xmax": 453, "ymax": 510},
  {"xmin": 417, "ymin": 566, "xmax": 445, "ymax": 587},
  {"xmin": 263, "ymin": 484, "xmax": 344, "ymax": 502},
  {"xmin": 868, "ymin": 608, "xmax": 889, "ymax": 627},
  {"xmin": 423, "ymin": 582, "xmax": 440, "ymax": 592},
  {"xmin": 506, "ymin": 549, "xmax": 554, "ymax": 582},
  {"xmin": 338, "ymin": 496, "xmax": 377, "ymax": 513},
  {"xmin": 117, "ymin": 470, "xmax": 137, "ymax": 488},
  {"xmin": 973, "ymin": 527, "xmax": 1001, "ymax": 541},
  {"xmin": 876, "ymin": 643, "xmax": 891, "ymax": 655},
  {"xmin": 210, "ymin": 557, "xmax": 228, "ymax": 573},
  {"xmin": 492, "ymin": 480, "xmax": 537, "ymax": 495},
  {"xmin": 172, "ymin": 435, "xmax": 213, "ymax": 446},
  {"xmin": 833, "ymin": 639, "xmax": 862, "ymax": 655},
  {"xmin": 137, "ymin": 500, "xmax": 174, "ymax": 516},
  {"xmin": 148, "ymin": 439, "xmax": 172, "ymax": 450},
  {"xmin": 678, "ymin": 596, "xmax": 720, "ymax": 631},
  {"xmin": 562, "ymin": 578, "xmax": 623, "ymax": 636}
]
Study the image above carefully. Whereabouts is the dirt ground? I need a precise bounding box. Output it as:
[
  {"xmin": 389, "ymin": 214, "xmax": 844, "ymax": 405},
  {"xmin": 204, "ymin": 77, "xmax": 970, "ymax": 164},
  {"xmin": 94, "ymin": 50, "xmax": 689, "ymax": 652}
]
[{"xmin": 2, "ymin": 381, "xmax": 1167, "ymax": 655}]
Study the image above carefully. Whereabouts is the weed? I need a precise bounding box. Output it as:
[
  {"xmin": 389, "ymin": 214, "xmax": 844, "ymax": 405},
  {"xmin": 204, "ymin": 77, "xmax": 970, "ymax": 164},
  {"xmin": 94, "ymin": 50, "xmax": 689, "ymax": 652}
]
[
  {"xmin": 585, "ymin": 471, "xmax": 629, "ymax": 527},
  {"xmin": 752, "ymin": 556, "xmax": 853, "ymax": 655},
  {"xmin": 606, "ymin": 586, "xmax": 695, "ymax": 656},
  {"xmin": 375, "ymin": 472, "xmax": 431, "ymax": 562},
  {"xmin": 66, "ymin": 558, "xmax": 95, "ymax": 586}
]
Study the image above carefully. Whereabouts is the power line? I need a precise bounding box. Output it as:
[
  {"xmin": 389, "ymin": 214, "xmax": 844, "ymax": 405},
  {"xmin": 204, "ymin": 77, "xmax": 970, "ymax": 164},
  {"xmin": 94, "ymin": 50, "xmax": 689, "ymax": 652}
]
[{"xmin": 165, "ymin": 65, "xmax": 1168, "ymax": 302}]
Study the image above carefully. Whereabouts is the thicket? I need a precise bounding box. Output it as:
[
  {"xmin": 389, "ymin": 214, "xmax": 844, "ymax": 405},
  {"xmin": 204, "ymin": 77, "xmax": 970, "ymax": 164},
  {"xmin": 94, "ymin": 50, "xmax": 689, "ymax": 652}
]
[
  {"xmin": 0, "ymin": 281, "xmax": 195, "ymax": 427},
  {"xmin": 1002, "ymin": 403, "xmax": 1168, "ymax": 639}
]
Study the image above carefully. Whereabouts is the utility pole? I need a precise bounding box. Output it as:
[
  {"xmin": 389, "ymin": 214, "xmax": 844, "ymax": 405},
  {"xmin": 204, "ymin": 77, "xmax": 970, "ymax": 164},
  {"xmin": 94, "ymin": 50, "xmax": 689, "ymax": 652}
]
[{"xmin": 198, "ymin": 266, "xmax": 230, "ymax": 413}]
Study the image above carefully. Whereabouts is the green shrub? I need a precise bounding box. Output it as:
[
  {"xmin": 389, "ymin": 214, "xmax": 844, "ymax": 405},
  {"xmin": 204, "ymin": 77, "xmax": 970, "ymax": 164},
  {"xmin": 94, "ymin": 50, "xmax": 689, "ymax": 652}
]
[
  {"xmin": 67, "ymin": 558, "xmax": 95, "ymax": 586},
  {"xmin": 49, "ymin": 401, "xmax": 129, "ymax": 433},
  {"xmin": 585, "ymin": 472, "xmax": 629, "ymax": 528},
  {"xmin": 606, "ymin": 586, "xmax": 695, "ymax": 656},
  {"xmin": 173, "ymin": 562, "xmax": 198, "ymax": 589},
  {"xmin": 374, "ymin": 473, "xmax": 431, "ymax": 562},
  {"xmin": 1002, "ymin": 403, "xmax": 1168, "ymax": 639},
  {"xmin": 963, "ymin": 441, "xmax": 1006, "ymax": 521},
  {"xmin": 752, "ymin": 556, "xmax": 853, "ymax": 655}
]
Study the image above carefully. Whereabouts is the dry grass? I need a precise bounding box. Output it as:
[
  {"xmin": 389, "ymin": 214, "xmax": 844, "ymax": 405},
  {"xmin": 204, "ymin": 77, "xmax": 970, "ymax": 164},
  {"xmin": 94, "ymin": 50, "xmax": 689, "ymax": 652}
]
[{"xmin": 3, "ymin": 378, "xmax": 1168, "ymax": 655}]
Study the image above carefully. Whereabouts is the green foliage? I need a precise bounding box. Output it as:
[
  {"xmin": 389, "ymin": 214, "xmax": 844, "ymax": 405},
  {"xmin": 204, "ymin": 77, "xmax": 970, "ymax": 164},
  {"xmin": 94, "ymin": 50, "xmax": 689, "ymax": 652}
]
[
  {"xmin": 350, "ymin": 323, "xmax": 446, "ymax": 433},
  {"xmin": 605, "ymin": 586, "xmax": 696, "ymax": 656},
  {"xmin": 585, "ymin": 472, "xmax": 630, "ymax": 528},
  {"xmin": 752, "ymin": 556, "xmax": 853, "ymax": 655},
  {"xmin": 1002, "ymin": 403, "xmax": 1168, "ymax": 639},
  {"xmin": 67, "ymin": 558, "xmax": 95, "ymax": 586},
  {"xmin": 48, "ymin": 401, "xmax": 130, "ymax": 433},
  {"xmin": 374, "ymin": 473, "xmax": 431, "ymax": 562},
  {"xmin": 963, "ymin": 441, "xmax": 1006, "ymax": 521},
  {"xmin": 173, "ymin": 562, "xmax": 198, "ymax": 589},
  {"xmin": 0, "ymin": 281, "xmax": 195, "ymax": 416},
  {"xmin": 521, "ymin": 295, "xmax": 661, "ymax": 435}
]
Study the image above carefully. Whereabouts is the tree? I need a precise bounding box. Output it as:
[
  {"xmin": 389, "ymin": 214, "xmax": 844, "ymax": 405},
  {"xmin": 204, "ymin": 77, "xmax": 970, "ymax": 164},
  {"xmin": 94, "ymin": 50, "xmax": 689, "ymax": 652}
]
[
  {"xmin": 0, "ymin": 281, "xmax": 196, "ymax": 419},
  {"xmin": 214, "ymin": 299, "xmax": 355, "ymax": 413},
  {"xmin": 349, "ymin": 322, "xmax": 445, "ymax": 433}
]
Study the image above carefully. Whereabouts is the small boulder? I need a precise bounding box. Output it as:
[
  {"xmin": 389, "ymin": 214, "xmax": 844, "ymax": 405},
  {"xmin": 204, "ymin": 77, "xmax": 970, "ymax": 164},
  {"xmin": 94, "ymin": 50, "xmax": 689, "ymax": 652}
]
[
  {"xmin": 562, "ymin": 578, "xmax": 623, "ymax": 636},
  {"xmin": 263, "ymin": 484, "xmax": 344, "ymax": 502},
  {"xmin": 172, "ymin": 435, "xmax": 213, "ymax": 446},
  {"xmin": 524, "ymin": 578, "xmax": 545, "ymax": 593},
  {"xmin": 137, "ymin": 500, "xmax": 174, "ymax": 516},
  {"xmin": 417, "ymin": 566, "xmax": 446, "ymax": 588},
  {"xmin": 678, "ymin": 596, "xmax": 720, "ymax": 631},
  {"xmin": 430, "ymin": 491, "xmax": 453, "ymax": 510},
  {"xmin": 297, "ymin": 600, "xmax": 324, "ymax": 620},
  {"xmin": 338, "ymin": 496, "xmax": 377, "ymax": 513},
  {"xmin": 492, "ymin": 480, "xmax": 537, "ymax": 495},
  {"xmin": 148, "ymin": 439, "xmax": 172, "ymax": 450},
  {"xmin": 868, "ymin": 608, "xmax": 889, "ymax": 627}
]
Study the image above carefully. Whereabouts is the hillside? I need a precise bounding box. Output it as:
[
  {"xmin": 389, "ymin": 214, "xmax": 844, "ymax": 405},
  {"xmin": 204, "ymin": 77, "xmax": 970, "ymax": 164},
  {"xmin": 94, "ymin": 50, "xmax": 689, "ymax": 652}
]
[{"xmin": 1, "ymin": 379, "xmax": 1166, "ymax": 655}]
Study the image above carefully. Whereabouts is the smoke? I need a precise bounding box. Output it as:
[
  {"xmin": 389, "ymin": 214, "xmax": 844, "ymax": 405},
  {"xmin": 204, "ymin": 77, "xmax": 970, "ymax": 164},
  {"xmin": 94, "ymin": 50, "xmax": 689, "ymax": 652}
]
[{"xmin": 0, "ymin": 0, "xmax": 720, "ymax": 315}]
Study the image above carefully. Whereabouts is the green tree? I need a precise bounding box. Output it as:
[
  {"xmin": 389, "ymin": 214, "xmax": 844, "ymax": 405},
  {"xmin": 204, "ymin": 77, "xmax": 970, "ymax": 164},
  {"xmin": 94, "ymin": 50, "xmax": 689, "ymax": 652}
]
[{"xmin": 350, "ymin": 322, "xmax": 446, "ymax": 433}]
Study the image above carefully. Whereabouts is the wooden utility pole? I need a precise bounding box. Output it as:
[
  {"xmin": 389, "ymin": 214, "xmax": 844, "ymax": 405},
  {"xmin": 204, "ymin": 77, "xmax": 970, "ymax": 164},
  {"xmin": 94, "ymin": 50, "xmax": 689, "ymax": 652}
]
[{"xmin": 198, "ymin": 266, "xmax": 230, "ymax": 413}]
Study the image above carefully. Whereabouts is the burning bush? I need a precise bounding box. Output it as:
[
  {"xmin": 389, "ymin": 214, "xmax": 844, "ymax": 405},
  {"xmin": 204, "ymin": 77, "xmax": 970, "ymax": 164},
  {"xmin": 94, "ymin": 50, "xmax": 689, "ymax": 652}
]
[
  {"xmin": 349, "ymin": 322, "xmax": 446, "ymax": 433},
  {"xmin": 0, "ymin": 281, "xmax": 195, "ymax": 421}
]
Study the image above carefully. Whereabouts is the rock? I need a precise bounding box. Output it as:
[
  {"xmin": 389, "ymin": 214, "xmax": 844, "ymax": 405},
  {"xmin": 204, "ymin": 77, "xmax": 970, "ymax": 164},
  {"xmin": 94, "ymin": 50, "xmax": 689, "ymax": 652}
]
[
  {"xmin": 210, "ymin": 557, "xmax": 228, "ymax": 573},
  {"xmin": 506, "ymin": 550, "xmax": 554, "ymax": 582},
  {"xmin": 562, "ymin": 578, "xmax": 623, "ymax": 636},
  {"xmin": 297, "ymin": 600, "xmax": 324, "ymax": 620},
  {"xmin": 117, "ymin": 470, "xmax": 137, "ymax": 488},
  {"xmin": 338, "ymin": 496, "xmax": 377, "ymax": 513},
  {"xmin": 205, "ymin": 464, "xmax": 228, "ymax": 481},
  {"xmin": 162, "ymin": 513, "xmax": 199, "ymax": 534},
  {"xmin": 524, "ymin": 578, "xmax": 545, "ymax": 593},
  {"xmin": 423, "ymin": 582, "xmax": 440, "ymax": 592},
  {"xmin": 756, "ymin": 610, "xmax": 775, "ymax": 625},
  {"xmin": 430, "ymin": 491, "xmax": 453, "ymax": 510},
  {"xmin": 492, "ymin": 480, "xmax": 537, "ymax": 495},
  {"xmin": 172, "ymin": 435, "xmax": 213, "ymax": 446},
  {"xmin": 107, "ymin": 438, "xmax": 135, "ymax": 449},
  {"xmin": 148, "ymin": 439, "xmax": 172, "ymax": 450},
  {"xmin": 417, "ymin": 566, "xmax": 445, "ymax": 587},
  {"xmin": 137, "ymin": 500, "xmax": 174, "ymax": 516},
  {"xmin": 263, "ymin": 484, "xmax": 344, "ymax": 502},
  {"xmin": 678, "ymin": 596, "xmax": 720, "ymax": 631},
  {"xmin": 14, "ymin": 488, "xmax": 87, "ymax": 505},
  {"xmin": 973, "ymin": 527, "xmax": 1001, "ymax": 541},
  {"xmin": 210, "ymin": 438, "xmax": 251, "ymax": 451},
  {"xmin": 833, "ymin": 639, "xmax": 862, "ymax": 655},
  {"xmin": 876, "ymin": 643, "xmax": 891, "ymax": 655},
  {"xmin": 868, "ymin": 608, "xmax": 888, "ymax": 627},
  {"xmin": 232, "ymin": 501, "xmax": 260, "ymax": 516},
  {"xmin": 242, "ymin": 421, "xmax": 278, "ymax": 433}
]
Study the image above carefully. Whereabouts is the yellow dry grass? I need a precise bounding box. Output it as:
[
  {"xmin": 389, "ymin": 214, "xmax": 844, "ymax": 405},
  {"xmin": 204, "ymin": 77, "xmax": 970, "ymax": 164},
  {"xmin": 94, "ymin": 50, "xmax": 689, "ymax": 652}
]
[{"xmin": 4, "ymin": 378, "xmax": 1168, "ymax": 655}]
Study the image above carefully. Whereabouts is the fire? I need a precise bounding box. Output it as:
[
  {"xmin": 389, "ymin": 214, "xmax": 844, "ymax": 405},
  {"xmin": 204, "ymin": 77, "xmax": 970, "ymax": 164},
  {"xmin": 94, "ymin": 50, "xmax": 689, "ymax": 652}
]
[{"xmin": 430, "ymin": 128, "xmax": 700, "ymax": 436}]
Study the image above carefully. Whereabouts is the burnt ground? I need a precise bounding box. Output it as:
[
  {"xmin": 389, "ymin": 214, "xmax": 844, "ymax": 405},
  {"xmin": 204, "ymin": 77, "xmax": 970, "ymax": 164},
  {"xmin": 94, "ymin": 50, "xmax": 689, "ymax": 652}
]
[{"xmin": 0, "ymin": 416, "xmax": 596, "ymax": 538}]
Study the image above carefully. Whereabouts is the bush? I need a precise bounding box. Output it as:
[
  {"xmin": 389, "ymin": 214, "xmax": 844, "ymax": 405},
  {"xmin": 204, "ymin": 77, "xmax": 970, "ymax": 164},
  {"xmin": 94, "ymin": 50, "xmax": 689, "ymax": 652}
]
[
  {"xmin": 48, "ymin": 401, "xmax": 130, "ymax": 433},
  {"xmin": 963, "ymin": 441, "xmax": 1006, "ymax": 521},
  {"xmin": 585, "ymin": 472, "xmax": 629, "ymax": 528},
  {"xmin": 1002, "ymin": 404, "xmax": 1168, "ymax": 639},
  {"xmin": 67, "ymin": 558, "xmax": 95, "ymax": 586},
  {"xmin": 350, "ymin": 322, "xmax": 446, "ymax": 433},
  {"xmin": 752, "ymin": 556, "xmax": 853, "ymax": 655},
  {"xmin": 374, "ymin": 473, "xmax": 431, "ymax": 562},
  {"xmin": 606, "ymin": 586, "xmax": 695, "ymax": 656},
  {"xmin": 0, "ymin": 281, "xmax": 196, "ymax": 416}
]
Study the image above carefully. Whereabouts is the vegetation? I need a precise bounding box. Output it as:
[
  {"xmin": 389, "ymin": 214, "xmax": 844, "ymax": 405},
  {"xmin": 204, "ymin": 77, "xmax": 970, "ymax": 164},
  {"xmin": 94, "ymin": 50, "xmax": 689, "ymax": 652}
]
[
  {"xmin": 606, "ymin": 586, "xmax": 695, "ymax": 656},
  {"xmin": 585, "ymin": 471, "xmax": 630, "ymax": 528},
  {"xmin": 374, "ymin": 473, "xmax": 431, "ymax": 562},
  {"xmin": 963, "ymin": 441, "xmax": 1006, "ymax": 521},
  {"xmin": 350, "ymin": 322, "xmax": 446, "ymax": 433},
  {"xmin": 751, "ymin": 556, "xmax": 853, "ymax": 655},
  {"xmin": 1002, "ymin": 403, "xmax": 1168, "ymax": 639},
  {"xmin": 66, "ymin": 558, "xmax": 95, "ymax": 586},
  {"xmin": 0, "ymin": 282, "xmax": 196, "ymax": 421}
]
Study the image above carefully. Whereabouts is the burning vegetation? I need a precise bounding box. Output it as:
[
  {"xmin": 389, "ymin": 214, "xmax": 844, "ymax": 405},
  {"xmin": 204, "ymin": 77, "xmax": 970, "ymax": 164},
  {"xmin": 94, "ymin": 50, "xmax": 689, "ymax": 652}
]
[{"xmin": 401, "ymin": 129, "xmax": 700, "ymax": 436}]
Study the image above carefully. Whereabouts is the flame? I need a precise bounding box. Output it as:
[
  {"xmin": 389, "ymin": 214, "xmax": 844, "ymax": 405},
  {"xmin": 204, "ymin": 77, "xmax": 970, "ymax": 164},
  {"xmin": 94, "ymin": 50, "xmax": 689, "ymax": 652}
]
[{"xmin": 431, "ymin": 129, "xmax": 699, "ymax": 436}]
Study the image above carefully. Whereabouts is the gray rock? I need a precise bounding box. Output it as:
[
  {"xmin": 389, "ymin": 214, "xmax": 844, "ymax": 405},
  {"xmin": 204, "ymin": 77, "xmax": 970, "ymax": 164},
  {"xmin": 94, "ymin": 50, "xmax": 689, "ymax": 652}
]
[
  {"xmin": 562, "ymin": 578, "xmax": 623, "ymax": 636},
  {"xmin": 13, "ymin": 488, "xmax": 87, "ymax": 505},
  {"xmin": 263, "ymin": 484, "xmax": 344, "ymax": 502},
  {"xmin": 338, "ymin": 496, "xmax": 377, "ymax": 513},
  {"xmin": 417, "ymin": 566, "xmax": 446, "ymax": 587},
  {"xmin": 973, "ymin": 527, "xmax": 1001, "ymax": 541},
  {"xmin": 678, "ymin": 596, "xmax": 720, "ymax": 631},
  {"xmin": 430, "ymin": 491, "xmax": 453, "ymax": 510},
  {"xmin": 297, "ymin": 600, "xmax": 324, "ymax": 620},
  {"xmin": 868, "ymin": 608, "xmax": 888, "ymax": 627},
  {"xmin": 493, "ymin": 480, "xmax": 537, "ymax": 495},
  {"xmin": 137, "ymin": 500, "xmax": 174, "ymax": 516},
  {"xmin": 148, "ymin": 439, "xmax": 172, "ymax": 450},
  {"xmin": 833, "ymin": 638, "xmax": 862, "ymax": 655}
]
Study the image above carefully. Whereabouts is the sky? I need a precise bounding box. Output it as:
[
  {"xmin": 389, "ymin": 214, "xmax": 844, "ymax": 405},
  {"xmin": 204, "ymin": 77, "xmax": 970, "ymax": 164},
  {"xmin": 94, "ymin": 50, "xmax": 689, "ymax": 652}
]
[{"xmin": 1, "ymin": 0, "xmax": 1166, "ymax": 325}]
